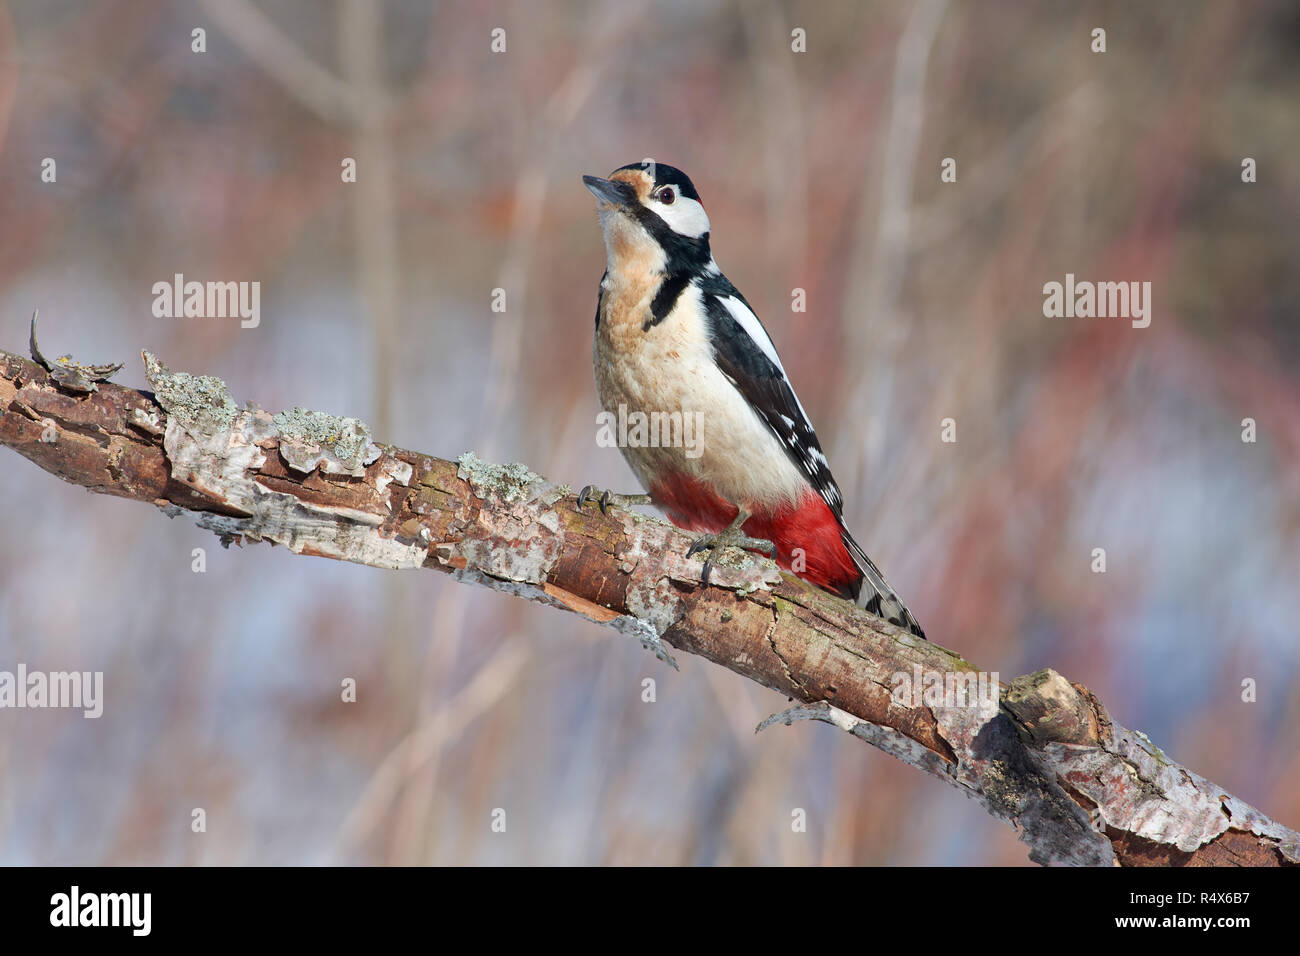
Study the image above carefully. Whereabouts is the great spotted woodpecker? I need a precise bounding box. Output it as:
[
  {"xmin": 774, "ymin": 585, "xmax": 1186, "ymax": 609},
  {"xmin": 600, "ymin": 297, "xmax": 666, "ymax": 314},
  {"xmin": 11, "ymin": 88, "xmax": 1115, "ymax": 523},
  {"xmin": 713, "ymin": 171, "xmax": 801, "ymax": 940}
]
[{"xmin": 579, "ymin": 160, "xmax": 925, "ymax": 639}]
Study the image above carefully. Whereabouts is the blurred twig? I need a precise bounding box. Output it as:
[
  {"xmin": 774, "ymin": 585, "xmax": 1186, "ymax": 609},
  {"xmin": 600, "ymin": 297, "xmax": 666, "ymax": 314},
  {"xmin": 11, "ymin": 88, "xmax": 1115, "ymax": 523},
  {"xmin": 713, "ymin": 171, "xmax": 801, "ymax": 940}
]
[
  {"xmin": 837, "ymin": 0, "xmax": 948, "ymax": 506},
  {"xmin": 480, "ymin": 0, "xmax": 649, "ymax": 461},
  {"xmin": 338, "ymin": 640, "xmax": 529, "ymax": 857},
  {"xmin": 197, "ymin": 0, "xmax": 377, "ymax": 124}
]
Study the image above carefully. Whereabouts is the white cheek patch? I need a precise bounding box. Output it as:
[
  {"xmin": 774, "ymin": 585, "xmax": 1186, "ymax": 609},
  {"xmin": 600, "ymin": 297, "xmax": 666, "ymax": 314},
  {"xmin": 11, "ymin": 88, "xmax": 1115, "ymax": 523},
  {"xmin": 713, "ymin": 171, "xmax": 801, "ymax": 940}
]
[{"xmin": 654, "ymin": 196, "xmax": 711, "ymax": 238}]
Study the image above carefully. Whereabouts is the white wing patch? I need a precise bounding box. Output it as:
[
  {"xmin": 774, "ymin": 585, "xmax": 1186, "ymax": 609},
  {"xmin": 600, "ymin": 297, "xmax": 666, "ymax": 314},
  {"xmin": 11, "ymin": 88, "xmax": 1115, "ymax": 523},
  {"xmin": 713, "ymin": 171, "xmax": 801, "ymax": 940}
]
[
  {"xmin": 718, "ymin": 295, "xmax": 785, "ymax": 373},
  {"xmin": 716, "ymin": 293, "xmax": 818, "ymax": 427}
]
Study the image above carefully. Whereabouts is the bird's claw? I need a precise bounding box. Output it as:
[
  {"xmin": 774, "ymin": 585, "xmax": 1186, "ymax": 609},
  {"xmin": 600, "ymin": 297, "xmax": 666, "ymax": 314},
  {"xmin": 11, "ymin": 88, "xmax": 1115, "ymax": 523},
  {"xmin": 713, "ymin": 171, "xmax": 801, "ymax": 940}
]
[
  {"xmin": 684, "ymin": 537, "xmax": 712, "ymax": 559},
  {"xmin": 687, "ymin": 526, "xmax": 777, "ymax": 586}
]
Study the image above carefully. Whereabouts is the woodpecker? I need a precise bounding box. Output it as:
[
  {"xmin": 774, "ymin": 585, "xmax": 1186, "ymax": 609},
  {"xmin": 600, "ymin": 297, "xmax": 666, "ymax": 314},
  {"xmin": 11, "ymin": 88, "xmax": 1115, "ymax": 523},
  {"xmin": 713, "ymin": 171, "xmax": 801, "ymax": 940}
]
[{"xmin": 579, "ymin": 160, "xmax": 925, "ymax": 639}]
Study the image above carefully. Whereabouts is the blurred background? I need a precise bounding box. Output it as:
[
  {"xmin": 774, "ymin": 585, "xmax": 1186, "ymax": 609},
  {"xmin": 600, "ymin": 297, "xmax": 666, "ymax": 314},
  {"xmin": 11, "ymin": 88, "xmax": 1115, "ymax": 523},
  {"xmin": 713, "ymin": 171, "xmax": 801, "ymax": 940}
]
[{"xmin": 1, "ymin": 0, "xmax": 1298, "ymax": 865}]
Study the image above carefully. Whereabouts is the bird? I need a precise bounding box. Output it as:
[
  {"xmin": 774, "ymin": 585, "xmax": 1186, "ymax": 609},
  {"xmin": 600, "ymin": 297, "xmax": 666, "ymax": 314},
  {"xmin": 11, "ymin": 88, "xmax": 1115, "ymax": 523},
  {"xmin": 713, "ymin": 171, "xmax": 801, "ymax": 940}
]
[{"xmin": 578, "ymin": 160, "xmax": 925, "ymax": 639}]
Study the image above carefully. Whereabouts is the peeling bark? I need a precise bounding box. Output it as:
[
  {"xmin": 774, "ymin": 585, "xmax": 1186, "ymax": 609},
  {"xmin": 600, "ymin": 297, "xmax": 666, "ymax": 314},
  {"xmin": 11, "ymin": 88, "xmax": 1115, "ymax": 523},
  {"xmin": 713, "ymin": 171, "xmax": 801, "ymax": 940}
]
[{"xmin": 2, "ymin": 345, "xmax": 1296, "ymax": 867}]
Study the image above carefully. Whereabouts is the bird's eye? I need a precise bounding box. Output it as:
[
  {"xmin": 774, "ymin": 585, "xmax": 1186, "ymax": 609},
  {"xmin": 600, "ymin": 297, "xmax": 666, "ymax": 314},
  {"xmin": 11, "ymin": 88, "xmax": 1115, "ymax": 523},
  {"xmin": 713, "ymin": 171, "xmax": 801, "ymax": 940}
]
[{"xmin": 657, "ymin": 187, "xmax": 676, "ymax": 205}]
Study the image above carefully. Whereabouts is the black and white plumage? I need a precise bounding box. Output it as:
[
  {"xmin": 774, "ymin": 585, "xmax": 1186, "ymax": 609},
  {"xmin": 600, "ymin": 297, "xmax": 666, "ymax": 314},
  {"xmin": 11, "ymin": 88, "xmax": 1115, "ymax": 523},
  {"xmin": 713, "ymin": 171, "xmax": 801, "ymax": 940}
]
[{"xmin": 583, "ymin": 160, "xmax": 925, "ymax": 638}]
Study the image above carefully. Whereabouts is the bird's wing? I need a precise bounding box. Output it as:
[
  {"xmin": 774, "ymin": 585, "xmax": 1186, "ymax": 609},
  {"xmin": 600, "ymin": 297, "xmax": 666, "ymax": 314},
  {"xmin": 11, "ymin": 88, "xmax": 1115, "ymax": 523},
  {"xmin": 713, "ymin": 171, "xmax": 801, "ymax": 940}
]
[
  {"xmin": 697, "ymin": 272, "xmax": 926, "ymax": 639},
  {"xmin": 696, "ymin": 273, "xmax": 844, "ymax": 519}
]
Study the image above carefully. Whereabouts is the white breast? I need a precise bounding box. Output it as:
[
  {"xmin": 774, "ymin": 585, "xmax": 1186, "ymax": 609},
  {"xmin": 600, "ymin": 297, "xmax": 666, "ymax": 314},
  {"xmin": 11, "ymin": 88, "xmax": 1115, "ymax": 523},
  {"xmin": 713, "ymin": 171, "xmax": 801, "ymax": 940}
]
[{"xmin": 594, "ymin": 282, "xmax": 807, "ymax": 511}]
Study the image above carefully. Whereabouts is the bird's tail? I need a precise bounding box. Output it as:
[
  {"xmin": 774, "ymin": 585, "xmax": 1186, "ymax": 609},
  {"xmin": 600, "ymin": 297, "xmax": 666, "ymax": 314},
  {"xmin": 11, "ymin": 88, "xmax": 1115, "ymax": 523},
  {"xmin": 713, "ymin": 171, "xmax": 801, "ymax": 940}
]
[{"xmin": 842, "ymin": 531, "xmax": 926, "ymax": 640}]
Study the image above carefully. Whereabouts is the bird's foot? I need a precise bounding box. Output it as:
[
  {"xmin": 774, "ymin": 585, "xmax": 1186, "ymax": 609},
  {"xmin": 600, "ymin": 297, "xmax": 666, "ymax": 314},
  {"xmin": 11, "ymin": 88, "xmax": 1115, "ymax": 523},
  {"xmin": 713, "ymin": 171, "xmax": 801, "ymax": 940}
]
[
  {"xmin": 685, "ymin": 511, "xmax": 776, "ymax": 586},
  {"xmin": 576, "ymin": 485, "xmax": 652, "ymax": 516}
]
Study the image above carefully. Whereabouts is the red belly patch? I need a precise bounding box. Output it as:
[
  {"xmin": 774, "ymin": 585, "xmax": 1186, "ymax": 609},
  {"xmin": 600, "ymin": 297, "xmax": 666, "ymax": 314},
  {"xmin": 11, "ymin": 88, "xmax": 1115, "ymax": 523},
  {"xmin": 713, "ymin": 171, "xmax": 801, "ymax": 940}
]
[{"xmin": 648, "ymin": 473, "xmax": 860, "ymax": 599}]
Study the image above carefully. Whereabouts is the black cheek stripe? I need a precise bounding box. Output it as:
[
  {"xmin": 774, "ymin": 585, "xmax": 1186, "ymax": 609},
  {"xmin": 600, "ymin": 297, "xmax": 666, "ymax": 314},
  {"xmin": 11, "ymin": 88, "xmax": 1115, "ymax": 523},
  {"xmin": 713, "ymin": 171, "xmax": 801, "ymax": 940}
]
[{"xmin": 645, "ymin": 273, "xmax": 692, "ymax": 331}]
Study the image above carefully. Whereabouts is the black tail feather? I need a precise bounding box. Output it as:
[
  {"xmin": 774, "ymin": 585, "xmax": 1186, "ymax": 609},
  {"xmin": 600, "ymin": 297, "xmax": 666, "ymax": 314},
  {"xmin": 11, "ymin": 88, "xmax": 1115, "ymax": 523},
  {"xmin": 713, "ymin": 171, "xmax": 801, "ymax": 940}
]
[{"xmin": 842, "ymin": 531, "xmax": 926, "ymax": 640}]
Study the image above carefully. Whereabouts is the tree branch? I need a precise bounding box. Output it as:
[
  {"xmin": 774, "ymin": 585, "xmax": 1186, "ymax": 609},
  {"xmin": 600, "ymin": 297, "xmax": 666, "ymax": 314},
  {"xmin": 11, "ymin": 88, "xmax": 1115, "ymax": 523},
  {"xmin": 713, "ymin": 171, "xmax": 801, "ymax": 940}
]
[{"xmin": 2, "ymin": 341, "xmax": 1296, "ymax": 867}]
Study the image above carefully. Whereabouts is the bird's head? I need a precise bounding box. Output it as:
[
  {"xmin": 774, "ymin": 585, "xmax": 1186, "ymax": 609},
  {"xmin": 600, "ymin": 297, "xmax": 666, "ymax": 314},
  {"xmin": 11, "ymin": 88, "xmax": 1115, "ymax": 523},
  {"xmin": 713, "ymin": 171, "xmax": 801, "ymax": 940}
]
[{"xmin": 583, "ymin": 160, "xmax": 711, "ymax": 276}]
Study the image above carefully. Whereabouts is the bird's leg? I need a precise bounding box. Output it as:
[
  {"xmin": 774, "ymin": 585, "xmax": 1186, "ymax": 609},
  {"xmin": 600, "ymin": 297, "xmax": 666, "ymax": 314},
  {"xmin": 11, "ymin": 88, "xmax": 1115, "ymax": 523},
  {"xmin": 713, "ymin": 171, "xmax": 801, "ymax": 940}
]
[
  {"xmin": 685, "ymin": 508, "xmax": 776, "ymax": 586},
  {"xmin": 576, "ymin": 485, "xmax": 652, "ymax": 516}
]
